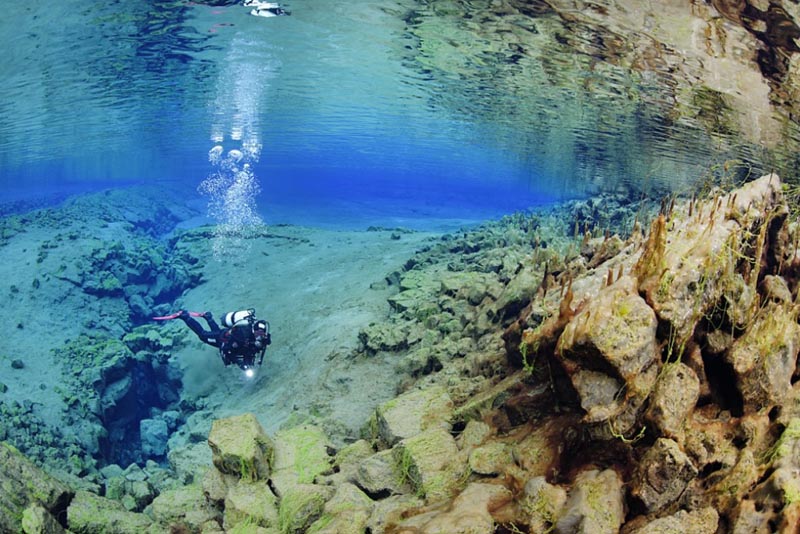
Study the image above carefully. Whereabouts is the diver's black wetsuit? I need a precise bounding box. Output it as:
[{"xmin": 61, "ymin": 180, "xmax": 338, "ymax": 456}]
[{"xmin": 180, "ymin": 313, "xmax": 266, "ymax": 368}]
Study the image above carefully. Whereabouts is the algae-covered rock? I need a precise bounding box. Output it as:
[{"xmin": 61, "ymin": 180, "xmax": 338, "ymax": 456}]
[
  {"xmin": 148, "ymin": 483, "xmax": 218, "ymax": 530},
  {"xmin": 392, "ymin": 427, "xmax": 466, "ymax": 503},
  {"xmin": 637, "ymin": 175, "xmax": 782, "ymax": 342},
  {"xmin": 521, "ymin": 476, "xmax": 567, "ymax": 533},
  {"xmin": 396, "ymin": 482, "xmax": 512, "ymax": 533},
  {"xmin": 645, "ymin": 363, "xmax": 699, "ymax": 441},
  {"xmin": 557, "ymin": 275, "xmax": 658, "ymax": 388},
  {"xmin": 375, "ymin": 386, "xmax": 454, "ymax": 447},
  {"xmin": 554, "ymin": 469, "xmax": 624, "ymax": 534},
  {"xmin": 0, "ymin": 442, "xmax": 73, "ymax": 534},
  {"xmin": 201, "ymin": 466, "xmax": 238, "ymax": 505},
  {"xmin": 21, "ymin": 502, "xmax": 67, "ymax": 534},
  {"xmin": 468, "ymin": 440, "xmax": 513, "ymax": 475},
  {"xmin": 167, "ymin": 441, "xmax": 211, "ymax": 484},
  {"xmin": 724, "ymin": 302, "xmax": 800, "ymax": 413},
  {"xmin": 492, "ymin": 264, "xmax": 542, "ymax": 323},
  {"xmin": 223, "ymin": 481, "xmax": 279, "ymax": 531},
  {"xmin": 67, "ymin": 490, "xmax": 152, "ymax": 534},
  {"xmin": 628, "ymin": 507, "xmax": 718, "ymax": 534},
  {"xmin": 307, "ymin": 483, "xmax": 374, "ymax": 534},
  {"xmin": 630, "ymin": 438, "xmax": 698, "ymax": 513},
  {"xmin": 452, "ymin": 372, "xmax": 526, "ymax": 424},
  {"xmin": 278, "ymin": 484, "xmax": 332, "ymax": 534},
  {"xmin": 270, "ymin": 424, "xmax": 332, "ymax": 495},
  {"xmin": 355, "ymin": 449, "xmax": 409, "ymax": 496},
  {"xmin": 207, "ymin": 413, "xmax": 273, "ymax": 482},
  {"xmin": 366, "ymin": 494, "xmax": 424, "ymax": 534},
  {"xmin": 457, "ymin": 420, "xmax": 493, "ymax": 451}
]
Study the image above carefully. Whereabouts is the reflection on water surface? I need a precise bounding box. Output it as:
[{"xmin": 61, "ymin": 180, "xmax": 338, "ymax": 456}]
[{"xmin": 0, "ymin": 0, "xmax": 799, "ymax": 205}]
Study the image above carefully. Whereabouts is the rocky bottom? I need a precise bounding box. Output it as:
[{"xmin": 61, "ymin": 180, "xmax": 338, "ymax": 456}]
[{"xmin": 4, "ymin": 175, "xmax": 800, "ymax": 533}]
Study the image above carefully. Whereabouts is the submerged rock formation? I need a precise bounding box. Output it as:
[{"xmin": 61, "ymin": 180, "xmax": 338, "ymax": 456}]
[{"xmin": 3, "ymin": 175, "xmax": 800, "ymax": 533}]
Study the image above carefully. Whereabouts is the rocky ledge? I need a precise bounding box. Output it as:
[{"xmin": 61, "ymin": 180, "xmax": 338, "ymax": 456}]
[{"xmin": 3, "ymin": 174, "xmax": 800, "ymax": 533}]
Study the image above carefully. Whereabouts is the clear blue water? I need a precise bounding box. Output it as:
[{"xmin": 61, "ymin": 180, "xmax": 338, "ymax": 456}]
[{"xmin": 1, "ymin": 0, "xmax": 797, "ymax": 228}]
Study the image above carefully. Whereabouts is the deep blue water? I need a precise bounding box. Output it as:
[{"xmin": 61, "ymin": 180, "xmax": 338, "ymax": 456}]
[{"xmin": 1, "ymin": 0, "xmax": 797, "ymax": 228}]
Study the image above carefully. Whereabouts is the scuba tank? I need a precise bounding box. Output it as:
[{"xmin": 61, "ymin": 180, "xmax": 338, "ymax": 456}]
[{"xmin": 222, "ymin": 309, "xmax": 255, "ymax": 328}]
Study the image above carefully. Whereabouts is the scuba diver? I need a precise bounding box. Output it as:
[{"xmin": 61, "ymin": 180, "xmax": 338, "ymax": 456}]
[{"xmin": 154, "ymin": 309, "xmax": 270, "ymax": 376}]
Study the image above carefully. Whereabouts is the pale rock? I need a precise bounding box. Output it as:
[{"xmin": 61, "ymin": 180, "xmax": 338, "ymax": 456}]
[
  {"xmin": 207, "ymin": 413, "xmax": 273, "ymax": 482},
  {"xmin": 554, "ymin": 469, "xmax": 624, "ymax": 534},
  {"xmin": 376, "ymin": 386, "xmax": 454, "ymax": 446}
]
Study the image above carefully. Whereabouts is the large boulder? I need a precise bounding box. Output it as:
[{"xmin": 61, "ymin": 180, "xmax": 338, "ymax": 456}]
[
  {"xmin": 148, "ymin": 483, "xmax": 218, "ymax": 531},
  {"xmin": 557, "ymin": 276, "xmax": 658, "ymax": 436},
  {"xmin": 307, "ymin": 483, "xmax": 374, "ymax": 534},
  {"xmin": 636, "ymin": 174, "xmax": 782, "ymax": 342},
  {"xmin": 627, "ymin": 507, "xmax": 718, "ymax": 534},
  {"xmin": 223, "ymin": 480, "xmax": 279, "ymax": 531},
  {"xmin": 270, "ymin": 424, "xmax": 333, "ymax": 496},
  {"xmin": 21, "ymin": 503, "xmax": 68, "ymax": 534},
  {"xmin": 207, "ymin": 413, "xmax": 273, "ymax": 482},
  {"xmin": 354, "ymin": 449, "xmax": 409, "ymax": 496},
  {"xmin": 630, "ymin": 438, "xmax": 698, "ymax": 513},
  {"xmin": 392, "ymin": 482, "xmax": 512, "ymax": 533},
  {"xmin": 645, "ymin": 363, "xmax": 700, "ymax": 442},
  {"xmin": 724, "ymin": 302, "xmax": 800, "ymax": 413},
  {"xmin": 375, "ymin": 386, "xmax": 454, "ymax": 447},
  {"xmin": 67, "ymin": 490, "xmax": 152, "ymax": 534},
  {"xmin": 140, "ymin": 418, "xmax": 169, "ymax": 458},
  {"xmin": 554, "ymin": 469, "xmax": 625, "ymax": 534},
  {"xmin": 0, "ymin": 442, "xmax": 73, "ymax": 534},
  {"xmin": 392, "ymin": 428, "xmax": 466, "ymax": 503},
  {"xmin": 278, "ymin": 484, "xmax": 333, "ymax": 534},
  {"xmin": 521, "ymin": 477, "xmax": 568, "ymax": 533}
]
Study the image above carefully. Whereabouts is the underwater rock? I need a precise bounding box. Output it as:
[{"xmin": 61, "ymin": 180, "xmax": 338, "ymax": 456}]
[
  {"xmin": 557, "ymin": 275, "xmax": 658, "ymax": 436},
  {"xmin": 354, "ymin": 449, "xmax": 408, "ymax": 497},
  {"xmin": 625, "ymin": 507, "xmax": 718, "ymax": 534},
  {"xmin": 207, "ymin": 413, "xmax": 273, "ymax": 482},
  {"xmin": 306, "ymin": 482, "xmax": 373, "ymax": 534},
  {"xmin": 202, "ymin": 466, "xmax": 238, "ymax": 505},
  {"xmin": 223, "ymin": 480, "xmax": 279, "ymax": 531},
  {"xmin": 724, "ymin": 301, "xmax": 800, "ymax": 413},
  {"xmin": 392, "ymin": 427, "xmax": 466, "ymax": 503},
  {"xmin": 148, "ymin": 483, "xmax": 219, "ymax": 531},
  {"xmin": 521, "ymin": 477, "xmax": 568, "ymax": 533},
  {"xmin": 374, "ymin": 385, "xmax": 454, "ymax": 447},
  {"xmin": 0, "ymin": 442, "xmax": 73, "ymax": 534},
  {"xmin": 645, "ymin": 362, "xmax": 700, "ymax": 442},
  {"xmin": 468, "ymin": 440, "xmax": 513, "ymax": 476},
  {"xmin": 554, "ymin": 469, "xmax": 624, "ymax": 534},
  {"xmin": 491, "ymin": 264, "xmax": 542, "ymax": 324},
  {"xmin": 630, "ymin": 438, "xmax": 698, "ymax": 513},
  {"xmin": 395, "ymin": 482, "xmax": 512, "ymax": 533},
  {"xmin": 67, "ymin": 490, "xmax": 152, "ymax": 534},
  {"xmin": 277, "ymin": 484, "xmax": 332, "ymax": 534},
  {"xmin": 366, "ymin": 494, "xmax": 425, "ymax": 534},
  {"xmin": 636, "ymin": 174, "xmax": 781, "ymax": 343},
  {"xmin": 269, "ymin": 424, "xmax": 332, "ymax": 495},
  {"xmin": 139, "ymin": 418, "xmax": 168, "ymax": 458},
  {"xmin": 21, "ymin": 502, "xmax": 68, "ymax": 534},
  {"xmin": 168, "ymin": 441, "xmax": 212, "ymax": 484}
]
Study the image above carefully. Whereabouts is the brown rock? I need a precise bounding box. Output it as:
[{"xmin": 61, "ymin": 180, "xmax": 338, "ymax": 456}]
[
  {"xmin": 554, "ymin": 469, "xmax": 625, "ymax": 534},
  {"xmin": 626, "ymin": 506, "xmax": 718, "ymax": 534},
  {"xmin": 725, "ymin": 302, "xmax": 800, "ymax": 413},
  {"xmin": 631, "ymin": 438, "xmax": 698, "ymax": 513},
  {"xmin": 646, "ymin": 363, "xmax": 700, "ymax": 441}
]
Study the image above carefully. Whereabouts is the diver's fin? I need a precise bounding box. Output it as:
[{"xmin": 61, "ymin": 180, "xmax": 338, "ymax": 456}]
[{"xmin": 152, "ymin": 311, "xmax": 205, "ymax": 320}]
